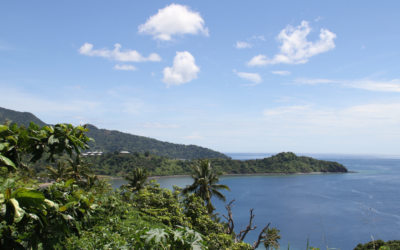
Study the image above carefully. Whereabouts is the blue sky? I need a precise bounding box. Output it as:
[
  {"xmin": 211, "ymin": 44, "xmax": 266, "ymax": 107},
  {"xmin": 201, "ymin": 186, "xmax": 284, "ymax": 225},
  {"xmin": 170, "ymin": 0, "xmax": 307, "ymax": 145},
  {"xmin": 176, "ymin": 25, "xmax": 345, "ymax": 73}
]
[{"xmin": 1, "ymin": 1, "xmax": 400, "ymax": 155}]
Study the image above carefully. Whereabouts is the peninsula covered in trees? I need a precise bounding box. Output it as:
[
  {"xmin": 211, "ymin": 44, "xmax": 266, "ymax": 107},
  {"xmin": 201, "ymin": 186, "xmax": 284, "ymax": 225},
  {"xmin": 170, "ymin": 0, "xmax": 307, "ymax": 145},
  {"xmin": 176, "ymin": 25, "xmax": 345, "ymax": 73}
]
[{"xmin": 30, "ymin": 151, "xmax": 348, "ymax": 177}]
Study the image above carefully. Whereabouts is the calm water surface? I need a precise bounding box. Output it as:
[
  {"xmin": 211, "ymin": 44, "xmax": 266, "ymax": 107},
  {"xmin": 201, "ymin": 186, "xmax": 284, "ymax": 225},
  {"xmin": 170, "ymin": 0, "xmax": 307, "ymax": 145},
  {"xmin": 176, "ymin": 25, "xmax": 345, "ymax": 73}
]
[{"xmin": 111, "ymin": 153, "xmax": 400, "ymax": 249}]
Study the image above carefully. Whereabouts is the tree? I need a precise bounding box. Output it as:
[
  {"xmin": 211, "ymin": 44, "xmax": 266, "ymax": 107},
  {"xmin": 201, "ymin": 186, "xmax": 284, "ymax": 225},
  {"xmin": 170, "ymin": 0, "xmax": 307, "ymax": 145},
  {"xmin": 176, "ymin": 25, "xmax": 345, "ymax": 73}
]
[
  {"xmin": 263, "ymin": 227, "xmax": 281, "ymax": 250},
  {"xmin": 145, "ymin": 150, "xmax": 150, "ymax": 157},
  {"xmin": 182, "ymin": 160, "xmax": 230, "ymax": 214},
  {"xmin": 223, "ymin": 199, "xmax": 277, "ymax": 249},
  {"xmin": 0, "ymin": 121, "xmax": 92, "ymax": 172},
  {"xmin": 123, "ymin": 167, "xmax": 149, "ymax": 191},
  {"xmin": 45, "ymin": 161, "xmax": 69, "ymax": 182},
  {"xmin": 65, "ymin": 155, "xmax": 93, "ymax": 182}
]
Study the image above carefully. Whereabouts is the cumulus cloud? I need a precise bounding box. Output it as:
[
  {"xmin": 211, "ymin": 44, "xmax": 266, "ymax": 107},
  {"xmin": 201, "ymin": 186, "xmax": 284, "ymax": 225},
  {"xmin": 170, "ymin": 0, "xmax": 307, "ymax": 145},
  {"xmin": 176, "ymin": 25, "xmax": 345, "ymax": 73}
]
[
  {"xmin": 163, "ymin": 51, "xmax": 200, "ymax": 87},
  {"xmin": 113, "ymin": 64, "xmax": 138, "ymax": 71},
  {"xmin": 271, "ymin": 71, "xmax": 291, "ymax": 75},
  {"xmin": 233, "ymin": 69, "xmax": 262, "ymax": 85},
  {"xmin": 79, "ymin": 43, "xmax": 161, "ymax": 62},
  {"xmin": 247, "ymin": 21, "xmax": 336, "ymax": 66},
  {"xmin": 136, "ymin": 122, "xmax": 181, "ymax": 128},
  {"xmin": 236, "ymin": 41, "xmax": 252, "ymax": 49},
  {"xmin": 294, "ymin": 78, "xmax": 400, "ymax": 92},
  {"xmin": 138, "ymin": 4, "xmax": 209, "ymax": 41}
]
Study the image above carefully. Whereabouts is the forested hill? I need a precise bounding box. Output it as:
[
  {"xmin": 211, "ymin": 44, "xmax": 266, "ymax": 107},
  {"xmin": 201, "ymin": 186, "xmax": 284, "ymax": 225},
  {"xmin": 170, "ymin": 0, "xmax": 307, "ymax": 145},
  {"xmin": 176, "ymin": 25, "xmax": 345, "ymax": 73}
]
[
  {"xmin": 78, "ymin": 151, "xmax": 348, "ymax": 177},
  {"xmin": 0, "ymin": 107, "xmax": 47, "ymax": 127},
  {"xmin": 0, "ymin": 107, "xmax": 229, "ymax": 159},
  {"xmin": 84, "ymin": 124, "xmax": 229, "ymax": 159}
]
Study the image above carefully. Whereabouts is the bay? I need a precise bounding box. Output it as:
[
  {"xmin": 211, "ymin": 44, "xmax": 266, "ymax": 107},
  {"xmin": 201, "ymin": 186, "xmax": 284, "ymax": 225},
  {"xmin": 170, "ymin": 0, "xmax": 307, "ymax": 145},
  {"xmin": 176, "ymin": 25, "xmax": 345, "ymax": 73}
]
[{"xmin": 111, "ymin": 153, "xmax": 400, "ymax": 249}]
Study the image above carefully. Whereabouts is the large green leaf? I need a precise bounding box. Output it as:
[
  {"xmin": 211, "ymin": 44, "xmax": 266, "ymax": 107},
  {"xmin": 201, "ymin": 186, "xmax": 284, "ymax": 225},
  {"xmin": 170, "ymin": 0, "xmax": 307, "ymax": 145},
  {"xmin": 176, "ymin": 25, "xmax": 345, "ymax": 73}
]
[
  {"xmin": 0, "ymin": 125, "xmax": 8, "ymax": 132},
  {"xmin": 0, "ymin": 155, "xmax": 16, "ymax": 169},
  {"xmin": 144, "ymin": 228, "xmax": 168, "ymax": 244},
  {"xmin": 65, "ymin": 179, "xmax": 75, "ymax": 187},
  {"xmin": 2, "ymin": 179, "xmax": 15, "ymax": 191},
  {"xmin": 48, "ymin": 135, "xmax": 55, "ymax": 145},
  {"xmin": 9, "ymin": 198, "xmax": 24, "ymax": 223},
  {"xmin": 12, "ymin": 189, "xmax": 45, "ymax": 208}
]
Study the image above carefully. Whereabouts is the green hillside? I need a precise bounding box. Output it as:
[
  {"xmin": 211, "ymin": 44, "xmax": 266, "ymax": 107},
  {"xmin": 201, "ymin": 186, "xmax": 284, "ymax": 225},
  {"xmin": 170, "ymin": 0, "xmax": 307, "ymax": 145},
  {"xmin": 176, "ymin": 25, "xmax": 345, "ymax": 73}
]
[
  {"xmin": 0, "ymin": 107, "xmax": 229, "ymax": 159},
  {"xmin": 0, "ymin": 107, "xmax": 47, "ymax": 127},
  {"xmin": 84, "ymin": 124, "xmax": 229, "ymax": 159}
]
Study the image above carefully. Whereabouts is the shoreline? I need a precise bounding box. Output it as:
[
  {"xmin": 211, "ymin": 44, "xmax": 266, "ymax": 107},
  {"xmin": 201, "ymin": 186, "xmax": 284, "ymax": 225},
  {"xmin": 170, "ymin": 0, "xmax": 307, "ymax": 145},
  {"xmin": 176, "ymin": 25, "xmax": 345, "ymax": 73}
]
[
  {"xmin": 38, "ymin": 171, "xmax": 356, "ymax": 187},
  {"xmin": 109, "ymin": 171, "xmax": 356, "ymax": 180}
]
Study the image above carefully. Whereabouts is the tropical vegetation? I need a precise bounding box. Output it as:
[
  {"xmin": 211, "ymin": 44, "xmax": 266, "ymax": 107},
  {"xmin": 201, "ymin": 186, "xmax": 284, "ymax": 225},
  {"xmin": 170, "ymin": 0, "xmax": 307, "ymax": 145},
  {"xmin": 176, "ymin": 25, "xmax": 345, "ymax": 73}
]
[
  {"xmin": 182, "ymin": 160, "xmax": 230, "ymax": 214},
  {"xmin": 0, "ymin": 120, "xmax": 276, "ymax": 249},
  {"xmin": 1, "ymin": 118, "xmax": 384, "ymax": 249}
]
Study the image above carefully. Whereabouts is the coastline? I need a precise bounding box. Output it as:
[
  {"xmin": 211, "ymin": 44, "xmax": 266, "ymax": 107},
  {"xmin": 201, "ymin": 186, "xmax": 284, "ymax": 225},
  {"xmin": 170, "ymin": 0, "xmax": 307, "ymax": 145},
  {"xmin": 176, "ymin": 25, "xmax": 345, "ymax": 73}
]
[
  {"xmin": 38, "ymin": 171, "xmax": 356, "ymax": 187},
  {"xmin": 109, "ymin": 171, "xmax": 355, "ymax": 180}
]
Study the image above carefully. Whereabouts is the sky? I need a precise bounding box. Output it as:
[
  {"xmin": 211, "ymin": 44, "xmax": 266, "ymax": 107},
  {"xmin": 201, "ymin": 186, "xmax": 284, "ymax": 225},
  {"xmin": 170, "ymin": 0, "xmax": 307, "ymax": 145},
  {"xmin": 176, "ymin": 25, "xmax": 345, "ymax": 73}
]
[{"xmin": 1, "ymin": 1, "xmax": 400, "ymax": 155}]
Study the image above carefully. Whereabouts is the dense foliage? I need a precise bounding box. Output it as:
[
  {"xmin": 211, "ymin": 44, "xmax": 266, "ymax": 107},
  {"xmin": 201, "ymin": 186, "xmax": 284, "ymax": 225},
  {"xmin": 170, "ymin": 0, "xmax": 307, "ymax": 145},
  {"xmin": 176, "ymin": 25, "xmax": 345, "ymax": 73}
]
[
  {"xmin": 0, "ymin": 107, "xmax": 229, "ymax": 160},
  {"xmin": 0, "ymin": 121, "xmax": 263, "ymax": 249},
  {"xmin": 0, "ymin": 119, "xmax": 391, "ymax": 249},
  {"xmin": 354, "ymin": 239, "xmax": 400, "ymax": 250}
]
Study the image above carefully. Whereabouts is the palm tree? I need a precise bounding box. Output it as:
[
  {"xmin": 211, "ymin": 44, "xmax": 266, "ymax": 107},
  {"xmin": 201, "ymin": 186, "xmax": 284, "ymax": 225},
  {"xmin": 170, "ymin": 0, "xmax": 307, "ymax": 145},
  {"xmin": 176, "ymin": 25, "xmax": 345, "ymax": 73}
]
[
  {"xmin": 123, "ymin": 167, "xmax": 149, "ymax": 191},
  {"xmin": 86, "ymin": 174, "xmax": 99, "ymax": 190},
  {"xmin": 263, "ymin": 227, "xmax": 281, "ymax": 250},
  {"xmin": 94, "ymin": 178, "xmax": 113, "ymax": 194},
  {"xmin": 182, "ymin": 160, "xmax": 230, "ymax": 214},
  {"xmin": 65, "ymin": 155, "xmax": 93, "ymax": 182},
  {"xmin": 45, "ymin": 161, "xmax": 69, "ymax": 182}
]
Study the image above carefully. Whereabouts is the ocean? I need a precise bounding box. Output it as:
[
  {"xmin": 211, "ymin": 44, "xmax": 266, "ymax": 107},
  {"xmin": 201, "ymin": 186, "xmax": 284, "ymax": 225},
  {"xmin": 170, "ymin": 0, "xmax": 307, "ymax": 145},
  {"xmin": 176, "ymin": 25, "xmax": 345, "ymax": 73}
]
[{"xmin": 111, "ymin": 153, "xmax": 400, "ymax": 249}]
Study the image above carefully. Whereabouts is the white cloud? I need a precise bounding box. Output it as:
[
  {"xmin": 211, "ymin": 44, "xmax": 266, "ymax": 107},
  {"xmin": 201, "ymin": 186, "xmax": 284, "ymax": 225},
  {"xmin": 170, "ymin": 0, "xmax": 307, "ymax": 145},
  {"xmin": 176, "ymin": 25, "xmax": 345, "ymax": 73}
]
[
  {"xmin": 233, "ymin": 69, "xmax": 262, "ymax": 85},
  {"xmin": 250, "ymin": 35, "xmax": 266, "ymax": 41},
  {"xmin": 79, "ymin": 43, "xmax": 161, "ymax": 62},
  {"xmin": 113, "ymin": 64, "xmax": 138, "ymax": 71},
  {"xmin": 235, "ymin": 41, "xmax": 252, "ymax": 49},
  {"xmin": 184, "ymin": 132, "xmax": 203, "ymax": 139},
  {"xmin": 263, "ymin": 103, "xmax": 400, "ymax": 128},
  {"xmin": 345, "ymin": 79, "xmax": 400, "ymax": 92},
  {"xmin": 315, "ymin": 16, "xmax": 322, "ymax": 22},
  {"xmin": 138, "ymin": 4, "xmax": 209, "ymax": 41},
  {"xmin": 163, "ymin": 51, "xmax": 200, "ymax": 87},
  {"xmin": 247, "ymin": 21, "xmax": 336, "ymax": 66},
  {"xmin": 294, "ymin": 78, "xmax": 339, "ymax": 84},
  {"xmin": 294, "ymin": 78, "xmax": 400, "ymax": 92},
  {"xmin": 271, "ymin": 71, "xmax": 291, "ymax": 75},
  {"xmin": 136, "ymin": 122, "xmax": 181, "ymax": 128}
]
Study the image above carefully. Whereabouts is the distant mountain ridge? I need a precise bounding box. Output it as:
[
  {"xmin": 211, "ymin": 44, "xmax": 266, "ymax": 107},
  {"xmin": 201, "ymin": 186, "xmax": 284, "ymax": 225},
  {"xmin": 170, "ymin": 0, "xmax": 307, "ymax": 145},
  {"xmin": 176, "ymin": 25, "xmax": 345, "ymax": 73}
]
[
  {"xmin": 0, "ymin": 107, "xmax": 47, "ymax": 127},
  {"xmin": 0, "ymin": 107, "xmax": 229, "ymax": 159}
]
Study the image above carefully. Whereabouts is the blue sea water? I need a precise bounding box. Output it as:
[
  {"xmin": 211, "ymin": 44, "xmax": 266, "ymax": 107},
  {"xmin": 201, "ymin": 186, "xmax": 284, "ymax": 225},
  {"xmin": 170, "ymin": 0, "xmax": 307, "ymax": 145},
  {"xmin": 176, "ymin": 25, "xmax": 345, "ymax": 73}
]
[{"xmin": 111, "ymin": 153, "xmax": 400, "ymax": 249}]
